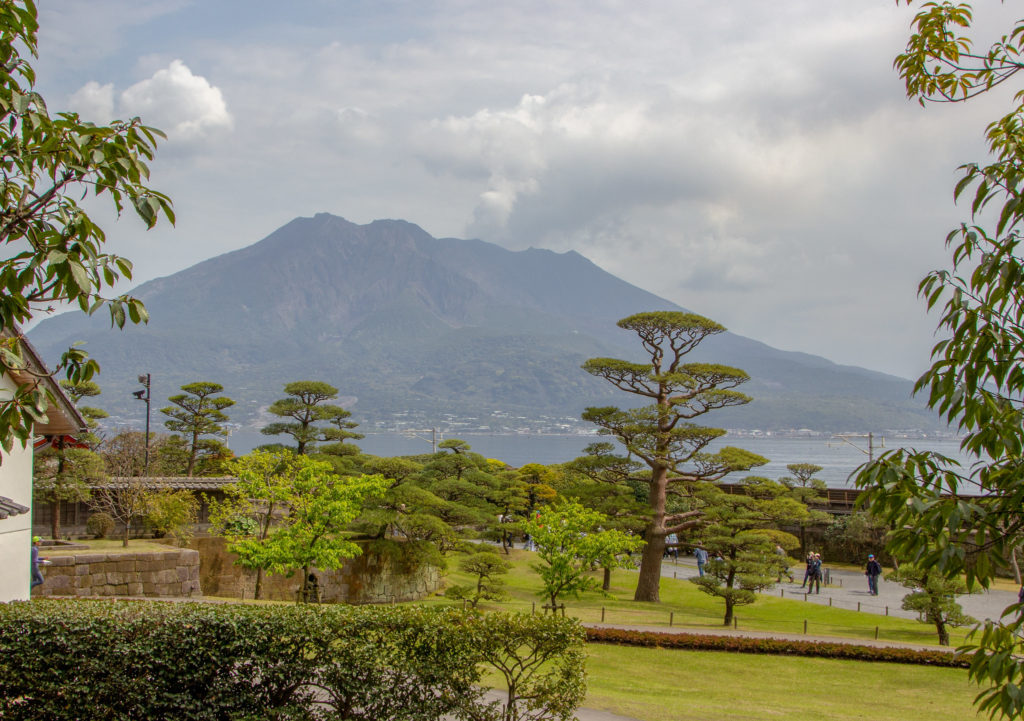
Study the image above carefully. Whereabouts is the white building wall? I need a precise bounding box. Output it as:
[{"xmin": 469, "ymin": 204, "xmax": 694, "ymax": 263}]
[{"xmin": 0, "ymin": 373, "xmax": 34, "ymax": 603}]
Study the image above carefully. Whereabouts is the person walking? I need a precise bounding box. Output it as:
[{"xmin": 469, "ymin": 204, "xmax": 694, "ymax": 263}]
[
  {"xmin": 775, "ymin": 544, "xmax": 793, "ymax": 582},
  {"xmin": 30, "ymin": 536, "xmax": 47, "ymax": 591},
  {"xmin": 694, "ymin": 543, "xmax": 709, "ymax": 577},
  {"xmin": 866, "ymin": 554, "xmax": 882, "ymax": 596}
]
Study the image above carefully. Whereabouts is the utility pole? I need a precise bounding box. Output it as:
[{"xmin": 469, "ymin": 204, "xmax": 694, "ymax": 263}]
[
  {"xmin": 829, "ymin": 432, "xmax": 883, "ymax": 461},
  {"xmin": 132, "ymin": 373, "xmax": 151, "ymax": 476},
  {"xmin": 405, "ymin": 427, "xmax": 440, "ymax": 453}
]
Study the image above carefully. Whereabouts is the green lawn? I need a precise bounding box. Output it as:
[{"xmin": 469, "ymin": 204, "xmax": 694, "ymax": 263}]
[
  {"xmin": 44, "ymin": 538, "xmax": 184, "ymax": 555},
  {"xmin": 429, "ymin": 548, "xmax": 971, "ymax": 647},
  {"xmin": 584, "ymin": 644, "xmax": 981, "ymax": 721}
]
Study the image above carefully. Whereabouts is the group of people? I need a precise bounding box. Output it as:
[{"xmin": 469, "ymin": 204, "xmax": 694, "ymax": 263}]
[{"xmin": 801, "ymin": 552, "xmax": 824, "ymax": 593}]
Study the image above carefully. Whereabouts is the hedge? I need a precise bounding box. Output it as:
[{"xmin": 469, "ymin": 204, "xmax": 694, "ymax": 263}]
[
  {"xmin": 0, "ymin": 600, "xmax": 586, "ymax": 721},
  {"xmin": 585, "ymin": 627, "xmax": 970, "ymax": 668}
]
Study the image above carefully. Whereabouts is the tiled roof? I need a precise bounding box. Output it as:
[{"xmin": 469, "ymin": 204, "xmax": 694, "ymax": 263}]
[
  {"xmin": 0, "ymin": 495, "xmax": 30, "ymax": 520},
  {"xmin": 97, "ymin": 476, "xmax": 238, "ymax": 492}
]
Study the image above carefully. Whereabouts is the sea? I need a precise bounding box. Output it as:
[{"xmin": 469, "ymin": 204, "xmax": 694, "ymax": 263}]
[{"xmin": 225, "ymin": 429, "xmax": 971, "ymax": 489}]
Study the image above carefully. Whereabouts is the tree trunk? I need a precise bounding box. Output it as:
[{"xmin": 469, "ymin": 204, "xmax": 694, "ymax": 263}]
[
  {"xmin": 633, "ymin": 529, "xmax": 665, "ymax": 601},
  {"xmin": 51, "ymin": 499, "xmax": 61, "ymax": 540},
  {"xmin": 122, "ymin": 522, "xmax": 130, "ymax": 547},
  {"xmin": 298, "ymin": 563, "xmax": 310, "ymax": 603},
  {"xmin": 935, "ymin": 616, "xmax": 949, "ymax": 646},
  {"xmin": 634, "ymin": 465, "xmax": 668, "ymax": 602},
  {"xmin": 724, "ymin": 596, "xmax": 734, "ymax": 626},
  {"xmin": 255, "ymin": 567, "xmax": 265, "ymax": 600},
  {"xmin": 602, "ymin": 566, "xmax": 612, "ymax": 591},
  {"xmin": 1011, "ymin": 547, "xmax": 1022, "ymax": 585}
]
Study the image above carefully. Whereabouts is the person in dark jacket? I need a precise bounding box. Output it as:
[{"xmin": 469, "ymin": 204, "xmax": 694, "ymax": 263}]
[
  {"xmin": 807, "ymin": 553, "xmax": 822, "ymax": 594},
  {"xmin": 866, "ymin": 554, "xmax": 882, "ymax": 595}
]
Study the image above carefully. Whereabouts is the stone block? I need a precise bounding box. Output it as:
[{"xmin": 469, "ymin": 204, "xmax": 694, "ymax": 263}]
[
  {"xmin": 115, "ymin": 584, "xmax": 129, "ymax": 595},
  {"xmin": 74, "ymin": 553, "xmax": 106, "ymax": 564},
  {"xmin": 127, "ymin": 583, "xmax": 144, "ymax": 595},
  {"xmin": 75, "ymin": 564, "xmax": 91, "ymax": 576},
  {"xmin": 117, "ymin": 561, "xmax": 136, "ymax": 573},
  {"xmin": 176, "ymin": 566, "xmax": 189, "ymax": 582},
  {"xmin": 90, "ymin": 573, "xmax": 106, "ymax": 586}
]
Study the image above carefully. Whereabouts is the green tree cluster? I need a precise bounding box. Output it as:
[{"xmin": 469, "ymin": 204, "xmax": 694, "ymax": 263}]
[{"xmin": 212, "ymin": 449, "xmax": 386, "ymax": 600}]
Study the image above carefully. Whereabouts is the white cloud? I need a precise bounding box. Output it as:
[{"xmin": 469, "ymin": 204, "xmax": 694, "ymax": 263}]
[
  {"xmin": 67, "ymin": 81, "xmax": 115, "ymax": 122},
  {"xmin": 119, "ymin": 60, "xmax": 233, "ymax": 139}
]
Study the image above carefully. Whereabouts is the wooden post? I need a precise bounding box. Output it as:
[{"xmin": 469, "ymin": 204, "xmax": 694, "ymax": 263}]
[
  {"xmin": 733, "ymin": 616, "xmax": 737, "ymax": 630},
  {"xmin": 857, "ymin": 602, "xmax": 861, "ymax": 612},
  {"xmin": 829, "ymin": 597, "xmax": 832, "ymax": 607},
  {"xmin": 875, "ymin": 626, "xmax": 879, "ymax": 640},
  {"xmin": 885, "ymin": 606, "xmax": 889, "ymax": 616},
  {"xmin": 670, "ymin": 611, "xmax": 674, "ymax": 627},
  {"xmin": 601, "ymin": 606, "xmax": 606, "ymax": 623},
  {"xmin": 781, "ymin": 589, "xmax": 784, "ymax": 598},
  {"xmin": 803, "ymin": 619, "xmax": 807, "ymax": 634},
  {"xmin": 532, "ymin": 601, "xmax": 535, "ymax": 615},
  {"xmin": 673, "ymin": 572, "xmax": 677, "ymax": 579}
]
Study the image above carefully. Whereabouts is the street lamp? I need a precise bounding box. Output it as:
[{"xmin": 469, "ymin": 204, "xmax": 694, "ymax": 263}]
[{"xmin": 133, "ymin": 373, "xmax": 151, "ymax": 476}]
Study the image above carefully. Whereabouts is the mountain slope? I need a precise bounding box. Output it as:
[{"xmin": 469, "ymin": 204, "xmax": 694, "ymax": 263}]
[{"xmin": 28, "ymin": 213, "xmax": 940, "ymax": 432}]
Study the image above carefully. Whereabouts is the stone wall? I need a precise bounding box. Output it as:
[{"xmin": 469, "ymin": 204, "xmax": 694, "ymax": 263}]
[
  {"xmin": 194, "ymin": 537, "xmax": 442, "ymax": 604},
  {"xmin": 33, "ymin": 549, "xmax": 201, "ymax": 598}
]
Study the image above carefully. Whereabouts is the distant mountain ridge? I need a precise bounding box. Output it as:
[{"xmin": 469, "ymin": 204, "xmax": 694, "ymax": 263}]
[{"xmin": 28, "ymin": 213, "xmax": 942, "ymax": 432}]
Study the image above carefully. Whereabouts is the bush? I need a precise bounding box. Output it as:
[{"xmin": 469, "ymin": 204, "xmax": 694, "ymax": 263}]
[
  {"xmin": 0, "ymin": 600, "xmax": 585, "ymax": 721},
  {"xmin": 585, "ymin": 627, "xmax": 968, "ymax": 668},
  {"xmin": 85, "ymin": 512, "xmax": 115, "ymax": 539}
]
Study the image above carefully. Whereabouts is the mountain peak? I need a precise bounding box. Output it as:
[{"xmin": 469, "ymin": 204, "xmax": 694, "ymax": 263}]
[{"xmin": 27, "ymin": 214, "xmax": 938, "ymax": 432}]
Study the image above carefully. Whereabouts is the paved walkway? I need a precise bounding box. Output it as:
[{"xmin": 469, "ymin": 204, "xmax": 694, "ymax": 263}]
[{"xmin": 661, "ymin": 554, "xmax": 1019, "ymax": 623}]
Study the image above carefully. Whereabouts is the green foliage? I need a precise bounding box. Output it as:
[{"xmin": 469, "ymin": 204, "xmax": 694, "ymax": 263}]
[
  {"xmin": 261, "ymin": 380, "xmax": 363, "ymax": 455},
  {"xmin": 854, "ymin": 4, "xmax": 1024, "ymax": 717},
  {"xmin": 216, "ymin": 449, "xmax": 386, "ymax": 600},
  {"xmin": 582, "ymin": 311, "xmax": 766, "ymax": 602},
  {"xmin": 160, "ymin": 381, "xmax": 234, "ymax": 476},
  {"xmin": 889, "ymin": 564, "xmax": 976, "ymax": 647},
  {"xmin": 525, "ymin": 501, "xmax": 644, "ymax": 610},
  {"xmin": 144, "ymin": 489, "xmax": 198, "ymax": 545},
  {"xmin": 84, "ymin": 512, "xmax": 114, "ymax": 539},
  {"xmin": 0, "ymin": 0, "xmax": 173, "ymax": 455},
  {"xmin": 0, "ymin": 600, "xmax": 585, "ymax": 721},
  {"xmin": 473, "ymin": 611, "xmax": 587, "ymax": 721},
  {"xmin": 446, "ymin": 549, "xmax": 511, "ymax": 607},
  {"xmin": 689, "ymin": 478, "xmax": 807, "ymax": 625}
]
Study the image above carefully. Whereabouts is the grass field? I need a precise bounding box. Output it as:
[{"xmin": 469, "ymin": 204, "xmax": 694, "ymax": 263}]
[
  {"xmin": 430, "ymin": 548, "xmax": 971, "ymax": 647},
  {"xmin": 583, "ymin": 644, "xmax": 981, "ymax": 721},
  {"xmin": 43, "ymin": 538, "xmax": 183, "ymax": 555}
]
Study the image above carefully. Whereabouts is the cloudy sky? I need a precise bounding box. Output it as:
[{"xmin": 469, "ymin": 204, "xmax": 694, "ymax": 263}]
[{"xmin": 30, "ymin": 1, "xmax": 1019, "ymax": 380}]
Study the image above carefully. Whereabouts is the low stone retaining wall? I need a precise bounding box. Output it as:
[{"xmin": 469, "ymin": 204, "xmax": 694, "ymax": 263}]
[
  {"xmin": 34, "ymin": 549, "xmax": 201, "ymax": 598},
  {"xmin": 194, "ymin": 537, "xmax": 442, "ymax": 603}
]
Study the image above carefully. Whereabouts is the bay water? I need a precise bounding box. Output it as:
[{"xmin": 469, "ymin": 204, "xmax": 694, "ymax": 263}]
[{"xmin": 227, "ymin": 429, "xmax": 970, "ymax": 488}]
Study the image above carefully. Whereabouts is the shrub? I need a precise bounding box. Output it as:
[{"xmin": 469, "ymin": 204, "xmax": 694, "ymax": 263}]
[
  {"xmin": 85, "ymin": 512, "xmax": 115, "ymax": 539},
  {"xmin": 585, "ymin": 627, "xmax": 969, "ymax": 668},
  {"xmin": 0, "ymin": 600, "xmax": 585, "ymax": 721}
]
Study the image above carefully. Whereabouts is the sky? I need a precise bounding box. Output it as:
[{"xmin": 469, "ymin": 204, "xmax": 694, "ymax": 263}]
[{"xmin": 28, "ymin": 1, "xmax": 1021, "ymax": 380}]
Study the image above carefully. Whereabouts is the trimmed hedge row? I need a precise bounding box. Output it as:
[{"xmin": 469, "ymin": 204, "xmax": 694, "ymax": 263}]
[
  {"xmin": 585, "ymin": 627, "xmax": 970, "ymax": 668},
  {"xmin": 0, "ymin": 600, "xmax": 586, "ymax": 721}
]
